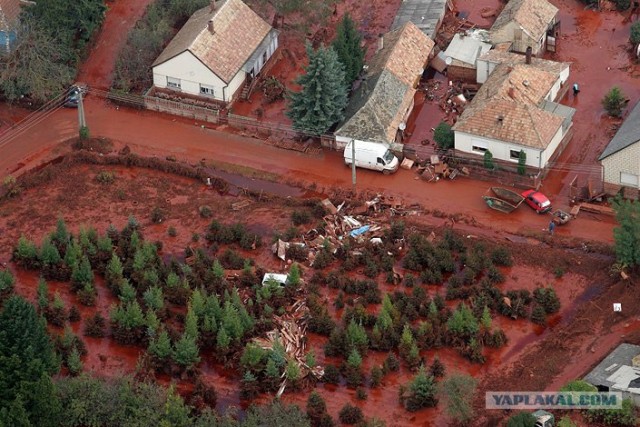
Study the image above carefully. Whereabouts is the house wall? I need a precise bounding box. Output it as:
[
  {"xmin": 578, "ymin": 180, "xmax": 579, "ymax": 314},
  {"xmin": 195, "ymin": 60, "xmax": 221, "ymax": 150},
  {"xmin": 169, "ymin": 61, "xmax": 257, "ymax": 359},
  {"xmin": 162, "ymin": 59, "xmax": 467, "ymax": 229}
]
[
  {"xmin": 454, "ymin": 131, "xmax": 544, "ymax": 168},
  {"xmin": 476, "ymin": 59, "xmax": 498, "ymax": 84},
  {"xmin": 247, "ymin": 33, "xmax": 279, "ymax": 76},
  {"xmin": 602, "ymin": 142, "xmax": 640, "ymax": 189},
  {"xmin": 153, "ymin": 51, "xmax": 246, "ymax": 102},
  {"xmin": 0, "ymin": 30, "xmax": 17, "ymax": 55},
  {"xmin": 448, "ymin": 65, "xmax": 477, "ymax": 82},
  {"xmin": 491, "ymin": 22, "xmax": 545, "ymax": 55},
  {"xmin": 539, "ymin": 126, "xmax": 564, "ymax": 168}
]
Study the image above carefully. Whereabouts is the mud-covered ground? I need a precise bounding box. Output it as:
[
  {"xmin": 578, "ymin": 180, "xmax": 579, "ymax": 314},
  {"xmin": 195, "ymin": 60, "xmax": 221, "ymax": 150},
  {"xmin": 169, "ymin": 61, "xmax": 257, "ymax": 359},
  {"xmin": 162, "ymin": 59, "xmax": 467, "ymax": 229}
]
[{"xmin": 0, "ymin": 154, "xmax": 633, "ymax": 426}]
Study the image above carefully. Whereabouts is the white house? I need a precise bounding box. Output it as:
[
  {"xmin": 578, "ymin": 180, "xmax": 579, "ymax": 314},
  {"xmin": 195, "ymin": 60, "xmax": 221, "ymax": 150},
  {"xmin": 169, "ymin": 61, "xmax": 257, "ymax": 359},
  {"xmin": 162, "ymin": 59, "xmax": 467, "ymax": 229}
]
[
  {"xmin": 335, "ymin": 22, "xmax": 434, "ymax": 151},
  {"xmin": 452, "ymin": 58, "xmax": 575, "ymax": 169},
  {"xmin": 490, "ymin": 0, "xmax": 559, "ymax": 55},
  {"xmin": 151, "ymin": 0, "xmax": 278, "ymax": 104},
  {"xmin": 599, "ymin": 100, "xmax": 640, "ymax": 196}
]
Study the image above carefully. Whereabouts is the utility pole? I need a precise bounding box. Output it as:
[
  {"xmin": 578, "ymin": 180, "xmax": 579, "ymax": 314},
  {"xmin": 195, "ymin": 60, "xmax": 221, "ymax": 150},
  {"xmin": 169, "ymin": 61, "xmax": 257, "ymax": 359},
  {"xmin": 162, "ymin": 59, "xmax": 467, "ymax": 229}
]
[
  {"xmin": 78, "ymin": 89, "xmax": 86, "ymax": 130},
  {"xmin": 351, "ymin": 139, "xmax": 356, "ymax": 190}
]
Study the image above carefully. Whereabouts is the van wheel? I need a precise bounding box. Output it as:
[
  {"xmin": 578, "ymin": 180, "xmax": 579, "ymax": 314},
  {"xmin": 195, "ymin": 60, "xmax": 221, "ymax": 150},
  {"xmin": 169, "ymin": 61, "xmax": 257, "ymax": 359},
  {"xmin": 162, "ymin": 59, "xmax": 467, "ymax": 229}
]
[{"xmin": 382, "ymin": 169, "xmax": 391, "ymax": 175}]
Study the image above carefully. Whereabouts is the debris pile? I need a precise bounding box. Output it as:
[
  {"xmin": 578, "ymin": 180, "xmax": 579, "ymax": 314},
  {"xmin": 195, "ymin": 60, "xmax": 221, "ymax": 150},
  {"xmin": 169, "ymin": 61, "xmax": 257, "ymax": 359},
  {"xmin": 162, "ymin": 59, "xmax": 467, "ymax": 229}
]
[
  {"xmin": 272, "ymin": 196, "xmax": 420, "ymax": 266},
  {"xmin": 252, "ymin": 299, "xmax": 324, "ymax": 397},
  {"xmin": 417, "ymin": 154, "xmax": 470, "ymax": 182}
]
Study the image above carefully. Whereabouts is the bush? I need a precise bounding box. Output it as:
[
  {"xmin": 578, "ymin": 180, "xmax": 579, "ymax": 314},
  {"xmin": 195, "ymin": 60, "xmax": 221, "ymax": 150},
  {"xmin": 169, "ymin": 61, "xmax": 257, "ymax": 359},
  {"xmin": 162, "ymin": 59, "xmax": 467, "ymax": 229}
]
[
  {"xmin": 631, "ymin": 22, "xmax": 640, "ymax": 45},
  {"xmin": 198, "ymin": 205, "xmax": 212, "ymax": 218},
  {"xmin": 400, "ymin": 366, "xmax": 438, "ymax": 412},
  {"xmin": 338, "ymin": 403, "xmax": 363, "ymax": 425},
  {"xmin": 533, "ymin": 287, "xmax": 561, "ymax": 314},
  {"xmin": 95, "ymin": 171, "xmax": 115, "ymax": 184},
  {"xmin": 323, "ymin": 364, "xmax": 341, "ymax": 384},
  {"xmin": 291, "ymin": 210, "xmax": 311, "ymax": 225},
  {"xmin": 151, "ymin": 207, "xmax": 165, "ymax": 223},
  {"xmin": 490, "ymin": 247, "xmax": 512, "ymax": 266},
  {"xmin": 79, "ymin": 126, "xmax": 90, "ymax": 141},
  {"xmin": 602, "ymin": 87, "xmax": 626, "ymax": 117},
  {"xmin": 84, "ymin": 312, "xmax": 106, "ymax": 337},
  {"xmin": 434, "ymin": 122, "xmax": 454, "ymax": 149},
  {"xmin": 506, "ymin": 412, "xmax": 537, "ymax": 427},
  {"xmin": 614, "ymin": 0, "xmax": 631, "ymax": 10},
  {"xmin": 355, "ymin": 387, "xmax": 367, "ymax": 400},
  {"xmin": 585, "ymin": 398, "xmax": 637, "ymax": 426},
  {"xmin": 483, "ymin": 150, "xmax": 495, "ymax": 170}
]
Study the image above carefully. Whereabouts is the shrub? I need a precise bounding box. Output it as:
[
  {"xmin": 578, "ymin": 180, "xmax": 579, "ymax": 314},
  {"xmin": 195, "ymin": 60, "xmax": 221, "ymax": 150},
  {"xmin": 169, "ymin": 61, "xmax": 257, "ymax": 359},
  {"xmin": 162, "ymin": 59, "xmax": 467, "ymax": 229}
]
[
  {"xmin": 291, "ymin": 210, "xmax": 311, "ymax": 225},
  {"xmin": 506, "ymin": 412, "xmax": 537, "ymax": 427},
  {"xmin": 434, "ymin": 121, "xmax": 454, "ymax": 149},
  {"xmin": 79, "ymin": 126, "xmax": 90, "ymax": 140},
  {"xmin": 429, "ymin": 356, "xmax": 445, "ymax": 378},
  {"xmin": 198, "ymin": 205, "xmax": 212, "ymax": 218},
  {"xmin": 439, "ymin": 374, "xmax": 477, "ymax": 424},
  {"xmin": 338, "ymin": 403, "xmax": 363, "ymax": 425},
  {"xmin": 490, "ymin": 247, "xmax": 513, "ymax": 266},
  {"xmin": 602, "ymin": 87, "xmax": 626, "ymax": 117},
  {"xmin": 68, "ymin": 305, "xmax": 81, "ymax": 322},
  {"xmin": 632, "ymin": 22, "xmax": 640, "ymax": 45},
  {"xmin": 307, "ymin": 391, "xmax": 328, "ymax": 422},
  {"xmin": 517, "ymin": 150, "xmax": 527, "ymax": 176},
  {"xmin": 313, "ymin": 249, "xmax": 334, "ymax": 269},
  {"xmin": 323, "ymin": 364, "xmax": 341, "ymax": 384},
  {"xmin": 483, "ymin": 150, "xmax": 495, "ymax": 170},
  {"xmin": 219, "ymin": 249, "xmax": 246, "ymax": 270},
  {"xmin": 533, "ymin": 287, "xmax": 561, "ymax": 314},
  {"xmin": 84, "ymin": 312, "xmax": 106, "ymax": 337},
  {"xmin": 613, "ymin": 0, "xmax": 631, "ymax": 10},
  {"xmin": 585, "ymin": 398, "xmax": 637, "ymax": 426},
  {"xmin": 0, "ymin": 269, "xmax": 15, "ymax": 296},
  {"xmin": 286, "ymin": 244, "xmax": 308, "ymax": 262},
  {"xmin": 384, "ymin": 352, "xmax": 400, "ymax": 372},
  {"xmin": 370, "ymin": 365, "xmax": 383, "ymax": 388},
  {"xmin": 355, "ymin": 387, "xmax": 367, "ymax": 400},
  {"xmin": 95, "ymin": 171, "xmax": 115, "ymax": 184},
  {"xmin": 151, "ymin": 207, "xmax": 165, "ymax": 223},
  {"xmin": 560, "ymin": 380, "xmax": 597, "ymax": 392}
]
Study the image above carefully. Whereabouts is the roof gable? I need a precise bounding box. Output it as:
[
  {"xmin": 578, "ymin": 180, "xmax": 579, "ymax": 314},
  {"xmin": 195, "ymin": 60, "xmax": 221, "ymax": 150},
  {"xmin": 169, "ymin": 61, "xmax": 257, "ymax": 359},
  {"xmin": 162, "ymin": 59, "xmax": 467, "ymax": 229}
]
[
  {"xmin": 152, "ymin": 0, "xmax": 272, "ymax": 83},
  {"xmin": 453, "ymin": 62, "xmax": 567, "ymax": 149},
  {"xmin": 337, "ymin": 22, "xmax": 434, "ymax": 143},
  {"xmin": 491, "ymin": 0, "xmax": 558, "ymax": 41},
  {"xmin": 599, "ymin": 101, "xmax": 640, "ymax": 160}
]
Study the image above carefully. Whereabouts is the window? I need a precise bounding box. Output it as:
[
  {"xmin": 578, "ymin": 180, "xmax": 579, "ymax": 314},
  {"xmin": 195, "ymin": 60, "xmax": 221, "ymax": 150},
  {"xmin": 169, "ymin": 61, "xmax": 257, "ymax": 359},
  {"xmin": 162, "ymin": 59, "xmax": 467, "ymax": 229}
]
[
  {"xmin": 262, "ymin": 51, "xmax": 268, "ymax": 65},
  {"xmin": 166, "ymin": 77, "xmax": 181, "ymax": 89},
  {"xmin": 200, "ymin": 84, "xmax": 215, "ymax": 97},
  {"xmin": 472, "ymin": 145, "xmax": 488, "ymax": 153},
  {"xmin": 620, "ymin": 172, "xmax": 639, "ymax": 187},
  {"xmin": 510, "ymin": 150, "xmax": 521, "ymax": 160}
]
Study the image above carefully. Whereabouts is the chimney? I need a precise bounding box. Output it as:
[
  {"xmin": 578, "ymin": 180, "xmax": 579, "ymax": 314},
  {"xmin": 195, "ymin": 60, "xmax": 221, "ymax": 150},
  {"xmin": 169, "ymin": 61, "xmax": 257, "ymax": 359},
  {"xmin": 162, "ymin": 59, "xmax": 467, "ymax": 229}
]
[
  {"xmin": 207, "ymin": 19, "xmax": 214, "ymax": 34},
  {"xmin": 377, "ymin": 34, "xmax": 384, "ymax": 52},
  {"xmin": 209, "ymin": 0, "xmax": 216, "ymax": 12},
  {"xmin": 525, "ymin": 46, "xmax": 532, "ymax": 64}
]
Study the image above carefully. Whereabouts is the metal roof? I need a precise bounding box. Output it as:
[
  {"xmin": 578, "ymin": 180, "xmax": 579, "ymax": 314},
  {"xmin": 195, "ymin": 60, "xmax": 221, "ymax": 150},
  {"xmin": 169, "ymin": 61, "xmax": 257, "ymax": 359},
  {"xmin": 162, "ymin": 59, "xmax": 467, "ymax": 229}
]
[
  {"xmin": 444, "ymin": 34, "xmax": 492, "ymax": 67},
  {"xmin": 391, "ymin": 0, "xmax": 447, "ymax": 38},
  {"xmin": 599, "ymin": 100, "xmax": 640, "ymax": 160},
  {"xmin": 584, "ymin": 343, "xmax": 640, "ymax": 390}
]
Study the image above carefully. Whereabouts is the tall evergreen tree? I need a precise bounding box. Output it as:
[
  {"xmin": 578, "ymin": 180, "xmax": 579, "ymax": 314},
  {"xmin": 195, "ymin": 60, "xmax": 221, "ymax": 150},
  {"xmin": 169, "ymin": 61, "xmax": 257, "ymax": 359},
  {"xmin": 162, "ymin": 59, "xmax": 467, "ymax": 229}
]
[
  {"xmin": 0, "ymin": 296, "xmax": 60, "ymax": 426},
  {"xmin": 612, "ymin": 196, "xmax": 640, "ymax": 267},
  {"xmin": 332, "ymin": 13, "xmax": 365, "ymax": 86},
  {"xmin": 286, "ymin": 42, "xmax": 347, "ymax": 135}
]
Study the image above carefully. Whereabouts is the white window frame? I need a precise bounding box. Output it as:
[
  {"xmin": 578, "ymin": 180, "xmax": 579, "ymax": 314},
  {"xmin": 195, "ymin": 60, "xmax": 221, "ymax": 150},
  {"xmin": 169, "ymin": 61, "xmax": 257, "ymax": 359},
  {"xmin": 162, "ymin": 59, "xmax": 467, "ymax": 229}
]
[
  {"xmin": 166, "ymin": 76, "xmax": 181, "ymax": 90},
  {"xmin": 472, "ymin": 145, "xmax": 488, "ymax": 153},
  {"xmin": 620, "ymin": 172, "xmax": 639, "ymax": 187},
  {"xmin": 199, "ymin": 84, "xmax": 215, "ymax": 97}
]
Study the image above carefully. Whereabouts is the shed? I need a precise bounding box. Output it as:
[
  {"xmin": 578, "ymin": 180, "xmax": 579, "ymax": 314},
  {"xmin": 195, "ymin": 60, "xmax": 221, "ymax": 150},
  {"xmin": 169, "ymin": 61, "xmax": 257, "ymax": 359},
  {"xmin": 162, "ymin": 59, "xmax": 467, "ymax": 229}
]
[
  {"xmin": 262, "ymin": 273, "xmax": 288, "ymax": 286},
  {"xmin": 391, "ymin": 0, "xmax": 448, "ymax": 39},
  {"xmin": 443, "ymin": 33, "xmax": 491, "ymax": 82},
  {"xmin": 0, "ymin": 0, "xmax": 26, "ymax": 55},
  {"xmin": 599, "ymin": 101, "xmax": 640, "ymax": 197},
  {"xmin": 490, "ymin": 0, "xmax": 559, "ymax": 55},
  {"xmin": 584, "ymin": 343, "xmax": 640, "ymax": 405}
]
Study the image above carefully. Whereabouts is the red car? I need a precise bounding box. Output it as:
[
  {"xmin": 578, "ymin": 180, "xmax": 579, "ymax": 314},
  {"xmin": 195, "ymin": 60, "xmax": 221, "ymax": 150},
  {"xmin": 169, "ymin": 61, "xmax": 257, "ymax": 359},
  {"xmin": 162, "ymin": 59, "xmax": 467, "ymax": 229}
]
[{"xmin": 521, "ymin": 189, "xmax": 552, "ymax": 214}]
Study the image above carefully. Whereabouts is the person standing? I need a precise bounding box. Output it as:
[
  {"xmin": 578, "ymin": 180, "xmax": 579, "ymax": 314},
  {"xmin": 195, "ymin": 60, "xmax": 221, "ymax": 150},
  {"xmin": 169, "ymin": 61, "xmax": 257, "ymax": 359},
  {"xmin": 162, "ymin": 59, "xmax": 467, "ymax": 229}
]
[
  {"xmin": 573, "ymin": 83, "xmax": 580, "ymax": 96},
  {"xmin": 549, "ymin": 220, "xmax": 556, "ymax": 235}
]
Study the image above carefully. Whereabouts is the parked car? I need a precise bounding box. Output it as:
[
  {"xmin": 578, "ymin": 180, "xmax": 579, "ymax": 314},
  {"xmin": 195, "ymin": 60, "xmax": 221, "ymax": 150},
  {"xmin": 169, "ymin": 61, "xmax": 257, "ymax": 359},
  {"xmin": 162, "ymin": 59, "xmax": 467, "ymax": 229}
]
[
  {"xmin": 521, "ymin": 189, "xmax": 552, "ymax": 214},
  {"xmin": 344, "ymin": 140, "xmax": 399, "ymax": 175},
  {"xmin": 63, "ymin": 84, "xmax": 88, "ymax": 108}
]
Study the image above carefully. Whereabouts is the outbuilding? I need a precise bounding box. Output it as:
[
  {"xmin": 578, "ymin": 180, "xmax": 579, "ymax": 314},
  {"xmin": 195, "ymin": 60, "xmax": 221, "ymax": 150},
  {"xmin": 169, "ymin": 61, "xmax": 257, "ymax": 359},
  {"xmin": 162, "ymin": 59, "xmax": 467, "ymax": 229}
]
[
  {"xmin": 599, "ymin": 101, "xmax": 640, "ymax": 198},
  {"xmin": 0, "ymin": 0, "xmax": 25, "ymax": 55},
  {"xmin": 584, "ymin": 343, "xmax": 640, "ymax": 406}
]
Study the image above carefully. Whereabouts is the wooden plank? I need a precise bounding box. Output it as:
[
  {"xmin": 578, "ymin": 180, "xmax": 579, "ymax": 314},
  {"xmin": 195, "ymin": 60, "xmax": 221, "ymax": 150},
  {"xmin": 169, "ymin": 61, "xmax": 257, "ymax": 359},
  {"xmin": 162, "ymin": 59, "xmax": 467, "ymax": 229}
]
[{"xmin": 579, "ymin": 202, "xmax": 614, "ymax": 216}]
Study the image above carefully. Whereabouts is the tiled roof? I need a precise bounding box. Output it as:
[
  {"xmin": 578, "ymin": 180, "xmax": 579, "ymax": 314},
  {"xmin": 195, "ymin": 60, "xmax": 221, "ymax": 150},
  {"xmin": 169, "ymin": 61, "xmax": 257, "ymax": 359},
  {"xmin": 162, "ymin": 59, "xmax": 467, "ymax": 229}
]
[
  {"xmin": 478, "ymin": 49, "xmax": 570, "ymax": 76},
  {"xmin": 337, "ymin": 22, "xmax": 434, "ymax": 143},
  {"xmin": 491, "ymin": 0, "xmax": 558, "ymax": 42},
  {"xmin": 599, "ymin": 101, "xmax": 640, "ymax": 160},
  {"xmin": 0, "ymin": 0, "xmax": 22, "ymax": 32},
  {"xmin": 152, "ymin": 0, "xmax": 272, "ymax": 83},
  {"xmin": 453, "ymin": 63, "xmax": 564, "ymax": 150}
]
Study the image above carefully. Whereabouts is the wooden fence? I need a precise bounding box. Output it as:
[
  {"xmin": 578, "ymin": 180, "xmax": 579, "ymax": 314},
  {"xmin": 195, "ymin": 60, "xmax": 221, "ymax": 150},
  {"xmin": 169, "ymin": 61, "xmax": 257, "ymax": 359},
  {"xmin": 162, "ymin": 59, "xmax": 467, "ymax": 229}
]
[{"xmin": 143, "ymin": 95, "xmax": 220, "ymax": 124}]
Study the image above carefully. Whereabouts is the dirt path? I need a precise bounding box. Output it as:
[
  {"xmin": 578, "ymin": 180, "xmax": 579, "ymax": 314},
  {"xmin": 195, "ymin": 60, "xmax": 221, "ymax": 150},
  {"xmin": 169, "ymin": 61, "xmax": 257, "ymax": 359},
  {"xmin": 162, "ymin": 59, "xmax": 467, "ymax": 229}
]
[{"xmin": 77, "ymin": 0, "xmax": 156, "ymax": 90}]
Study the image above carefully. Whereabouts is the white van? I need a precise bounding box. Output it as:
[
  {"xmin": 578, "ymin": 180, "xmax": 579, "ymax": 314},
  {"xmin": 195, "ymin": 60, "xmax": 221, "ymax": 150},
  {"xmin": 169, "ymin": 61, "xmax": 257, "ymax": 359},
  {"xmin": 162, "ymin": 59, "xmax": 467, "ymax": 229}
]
[{"xmin": 343, "ymin": 140, "xmax": 399, "ymax": 174}]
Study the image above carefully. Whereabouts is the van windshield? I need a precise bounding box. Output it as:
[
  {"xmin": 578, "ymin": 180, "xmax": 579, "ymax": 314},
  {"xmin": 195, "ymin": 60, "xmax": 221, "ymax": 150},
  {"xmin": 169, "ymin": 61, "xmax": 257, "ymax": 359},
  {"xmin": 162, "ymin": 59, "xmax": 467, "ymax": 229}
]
[{"xmin": 383, "ymin": 150, "xmax": 394, "ymax": 163}]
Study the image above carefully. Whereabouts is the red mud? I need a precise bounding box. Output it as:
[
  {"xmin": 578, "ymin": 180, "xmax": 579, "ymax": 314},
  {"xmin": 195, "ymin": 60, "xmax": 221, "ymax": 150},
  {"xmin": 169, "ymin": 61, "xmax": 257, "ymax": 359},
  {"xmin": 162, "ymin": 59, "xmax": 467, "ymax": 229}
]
[{"xmin": 77, "ymin": 0, "xmax": 157, "ymax": 90}]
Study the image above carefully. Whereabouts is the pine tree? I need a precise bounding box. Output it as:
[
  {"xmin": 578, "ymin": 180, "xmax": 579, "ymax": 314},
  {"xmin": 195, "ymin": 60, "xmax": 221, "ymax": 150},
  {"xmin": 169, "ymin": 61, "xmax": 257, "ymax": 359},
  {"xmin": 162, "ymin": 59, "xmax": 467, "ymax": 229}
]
[
  {"xmin": 149, "ymin": 329, "xmax": 172, "ymax": 361},
  {"xmin": 612, "ymin": 196, "xmax": 640, "ymax": 267},
  {"xmin": 105, "ymin": 253, "xmax": 125, "ymax": 292},
  {"xmin": 401, "ymin": 365, "xmax": 438, "ymax": 411},
  {"xmin": 66, "ymin": 347, "xmax": 83, "ymax": 375},
  {"xmin": 172, "ymin": 333, "xmax": 201, "ymax": 368},
  {"xmin": 71, "ymin": 256, "xmax": 93, "ymax": 292},
  {"xmin": 286, "ymin": 42, "xmax": 347, "ymax": 135},
  {"xmin": 40, "ymin": 238, "xmax": 61, "ymax": 266},
  {"xmin": 307, "ymin": 391, "xmax": 328, "ymax": 422},
  {"xmin": 216, "ymin": 327, "xmax": 230, "ymax": 352},
  {"xmin": 184, "ymin": 306, "xmax": 199, "ymax": 340},
  {"xmin": 37, "ymin": 277, "xmax": 49, "ymax": 311},
  {"xmin": 119, "ymin": 279, "xmax": 136, "ymax": 303},
  {"xmin": 52, "ymin": 217, "xmax": 70, "ymax": 249},
  {"xmin": 143, "ymin": 286, "xmax": 164, "ymax": 312},
  {"xmin": 332, "ymin": 13, "xmax": 364, "ymax": 86},
  {"xmin": 287, "ymin": 262, "xmax": 301, "ymax": 287},
  {"xmin": 63, "ymin": 238, "xmax": 81, "ymax": 268},
  {"xmin": 517, "ymin": 150, "xmax": 527, "ymax": 175},
  {"xmin": 602, "ymin": 86, "xmax": 626, "ymax": 117}
]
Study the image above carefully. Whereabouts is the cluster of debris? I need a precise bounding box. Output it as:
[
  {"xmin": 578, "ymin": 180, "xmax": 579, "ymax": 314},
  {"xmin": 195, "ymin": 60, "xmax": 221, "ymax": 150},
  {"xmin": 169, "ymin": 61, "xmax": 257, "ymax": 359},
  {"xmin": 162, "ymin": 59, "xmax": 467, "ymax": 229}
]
[
  {"xmin": 272, "ymin": 196, "xmax": 420, "ymax": 267},
  {"xmin": 416, "ymin": 154, "xmax": 469, "ymax": 183},
  {"xmin": 252, "ymin": 299, "xmax": 324, "ymax": 397}
]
